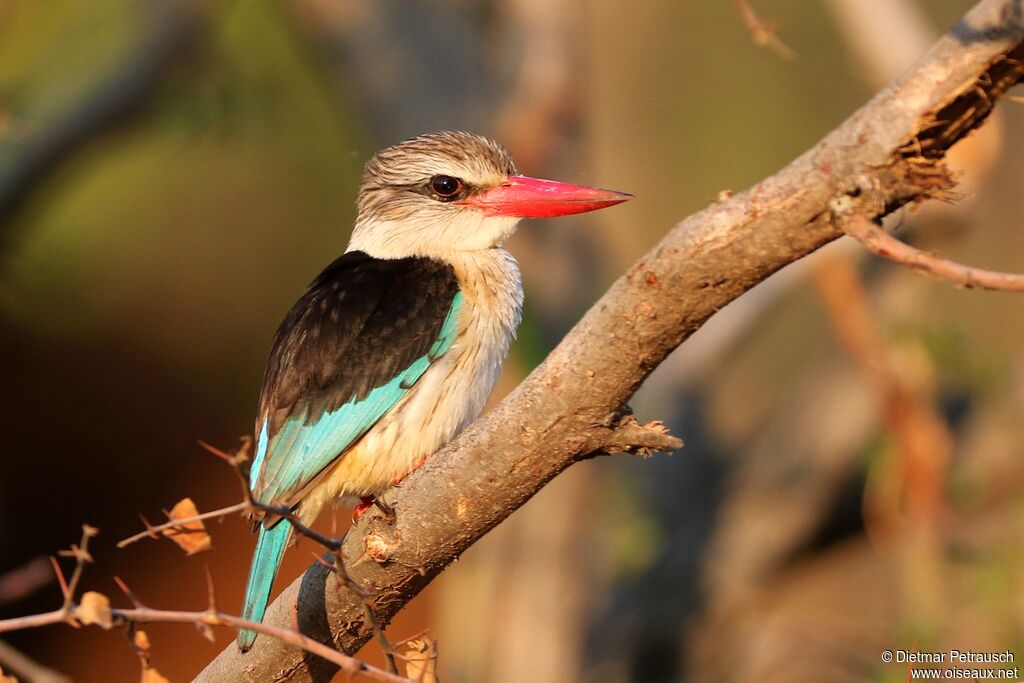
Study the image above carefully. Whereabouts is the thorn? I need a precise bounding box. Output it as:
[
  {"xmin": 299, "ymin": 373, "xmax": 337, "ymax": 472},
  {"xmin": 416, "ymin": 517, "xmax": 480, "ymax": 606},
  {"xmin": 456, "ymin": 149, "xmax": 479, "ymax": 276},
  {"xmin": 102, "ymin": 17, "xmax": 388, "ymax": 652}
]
[
  {"xmin": 138, "ymin": 514, "xmax": 159, "ymax": 540},
  {"xmin": 312, "ymin": 552, "xmax": 337, "ymax": 572},
  {"xmin": 235, "ymin": 436, "xmax": 253, "ymax": 462},
  {"xmin": 195, "ymin": 621, "xmax": 216, "ymax": 643},
  {"xmin": 197, "ymin": 439, "xmax": 235, "ymax": 463},
  {"xmin": 113, "ymin": 576, "xmax": 144, "ymax": 609},
  {"xmin": 49, "ymin": 556, "xmax": 69, "ymax": 599}
]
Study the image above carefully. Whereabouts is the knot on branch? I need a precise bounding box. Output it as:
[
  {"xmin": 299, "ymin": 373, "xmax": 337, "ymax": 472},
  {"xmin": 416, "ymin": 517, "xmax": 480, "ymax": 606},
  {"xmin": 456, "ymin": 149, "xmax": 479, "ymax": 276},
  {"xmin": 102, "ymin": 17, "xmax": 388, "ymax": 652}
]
[
  {"xmin": 364, "ymin": 530, "xmax": 402, "ymax": 564},
  {"xmin": 828, "ymin": 158, "xmax": 957, "ymax": 232}
]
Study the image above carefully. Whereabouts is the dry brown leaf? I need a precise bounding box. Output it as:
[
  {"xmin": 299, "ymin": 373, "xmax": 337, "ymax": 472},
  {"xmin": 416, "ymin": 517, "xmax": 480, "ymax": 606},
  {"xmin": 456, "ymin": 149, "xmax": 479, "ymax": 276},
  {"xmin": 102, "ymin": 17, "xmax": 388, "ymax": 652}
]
[
  {"xmin": 78, "ymin": 591, "xmax": 113, "ymax": 629},
  {"xmin": 163, "ymin": 498, "xmax": 212, "ymax": 555},
  {"xmin": 140, "ymin": 667, "xmax": 170, "ymax": 683},
  {"xmin": 134, "ymin": 629, "xmax": 151, "ymax": 652},
  {"xmin": 403, "ymin": 637, "xmax": 438, "ymax": 683},
  {"xmin": 0, "ymin": 665, "xmax": 18, "ymax": 683}
]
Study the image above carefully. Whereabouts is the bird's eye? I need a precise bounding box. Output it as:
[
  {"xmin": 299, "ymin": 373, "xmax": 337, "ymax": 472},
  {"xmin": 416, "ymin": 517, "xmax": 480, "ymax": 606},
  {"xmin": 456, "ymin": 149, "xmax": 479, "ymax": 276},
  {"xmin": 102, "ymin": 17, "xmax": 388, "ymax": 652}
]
[{"xmin": 430, "ymin": 175, "xmax": 463, "ymax": 200}]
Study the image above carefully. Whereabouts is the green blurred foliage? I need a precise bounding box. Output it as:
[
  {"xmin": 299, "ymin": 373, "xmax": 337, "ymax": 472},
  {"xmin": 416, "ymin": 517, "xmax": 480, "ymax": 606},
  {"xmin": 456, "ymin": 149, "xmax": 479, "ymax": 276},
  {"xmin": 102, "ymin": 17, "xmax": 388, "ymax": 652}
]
[{"xmin": 1, "ymin": 2, "xmax": 366, "ymax": 376}]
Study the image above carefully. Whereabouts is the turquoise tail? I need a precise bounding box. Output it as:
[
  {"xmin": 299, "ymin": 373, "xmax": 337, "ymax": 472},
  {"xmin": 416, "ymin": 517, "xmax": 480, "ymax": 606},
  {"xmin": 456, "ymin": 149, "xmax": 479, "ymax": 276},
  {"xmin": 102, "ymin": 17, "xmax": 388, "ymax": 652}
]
[{"xmin": 237, "ymin": 521, "xmax": 292, "ymax": 651}]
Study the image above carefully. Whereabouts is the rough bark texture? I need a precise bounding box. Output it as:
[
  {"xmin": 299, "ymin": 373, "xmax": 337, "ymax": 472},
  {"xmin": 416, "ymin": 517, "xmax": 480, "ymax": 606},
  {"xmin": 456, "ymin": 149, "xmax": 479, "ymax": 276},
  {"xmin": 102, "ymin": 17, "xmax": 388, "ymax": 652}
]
[{"xmin": 196, "ymin": 1, "xmax": 1024, "ymax": 679}]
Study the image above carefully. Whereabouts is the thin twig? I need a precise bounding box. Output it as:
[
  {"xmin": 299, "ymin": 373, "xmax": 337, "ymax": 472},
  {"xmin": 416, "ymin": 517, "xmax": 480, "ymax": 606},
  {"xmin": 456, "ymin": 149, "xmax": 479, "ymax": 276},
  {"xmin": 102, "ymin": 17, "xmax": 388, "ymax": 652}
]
[
  {"xmin": 47, "ymin": 557, "xmax": 68, "ymax": 604},
  {"xmin": 121, "ymin": 607, "xmax": 412, "ymax": 682},
  {"xmin": 0, "ymin": 557, "xmax": 54, "ymax": 606},
  {"xmin": 0, "ymin": 604, "xmax": 412, "ymax": 683},
  {"xmin": 843, "ymin": 214, "xmax": 1024, "ymax": 291},
  {"xmin": 114, "ymin": 443, "xmax": 408, "ymax": 667},
  {"xmin": 0, "ymin": 639, "xmax": 71, "ymax": 683},
  {"xmin": 117, "ymin": 502, "xmax": 248, "ymax": 548},
  {"xmin": 734, "ymin": 0, "xmax": 797, "ymax": 59},
  {"xmin": 326, "ymin": 552, "xmax": 399, "ymax": 674},
  {"xmin": 0, "ymin": 530, "xmax": 412, "ymax": 683},
  {"xmin": 119, "ymin": 441, "xmax": 344, "ymax": 552}
]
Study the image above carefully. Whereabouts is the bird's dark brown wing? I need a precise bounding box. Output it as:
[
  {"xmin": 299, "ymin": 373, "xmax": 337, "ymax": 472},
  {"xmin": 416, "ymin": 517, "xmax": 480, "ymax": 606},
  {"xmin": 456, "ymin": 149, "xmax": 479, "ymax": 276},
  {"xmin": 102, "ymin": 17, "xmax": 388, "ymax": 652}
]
[{"xmin": 251, "ymin": 250, "xmax": 461, "ymax": 506}]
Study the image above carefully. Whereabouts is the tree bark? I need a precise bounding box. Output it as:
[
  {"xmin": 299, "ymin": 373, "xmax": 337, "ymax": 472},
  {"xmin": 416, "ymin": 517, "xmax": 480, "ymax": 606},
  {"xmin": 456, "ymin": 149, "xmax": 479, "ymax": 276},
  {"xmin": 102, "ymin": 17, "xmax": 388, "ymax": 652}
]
[{"xmin": 196, "ymin": 0, "xmax": 1024, "ymax": 679}]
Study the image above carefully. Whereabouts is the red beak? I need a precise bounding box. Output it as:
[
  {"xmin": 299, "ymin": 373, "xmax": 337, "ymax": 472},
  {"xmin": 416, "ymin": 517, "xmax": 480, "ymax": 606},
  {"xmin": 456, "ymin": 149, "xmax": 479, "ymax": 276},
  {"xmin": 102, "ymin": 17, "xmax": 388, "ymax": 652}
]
[{"xmin": 458, "ymin": 175, "xmax": 633, "ymax": 218}]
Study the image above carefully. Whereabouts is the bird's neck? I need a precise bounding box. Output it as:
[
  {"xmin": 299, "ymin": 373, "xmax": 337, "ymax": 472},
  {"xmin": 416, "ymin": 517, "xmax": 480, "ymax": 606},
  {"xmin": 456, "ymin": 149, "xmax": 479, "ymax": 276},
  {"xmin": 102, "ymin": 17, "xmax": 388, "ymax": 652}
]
[
  {"xmin": 446, "ymin": 248, "xmax": 524, "ymax": 333},
  {"xmin": 444, "ymin": 248, "xmax": 523, "ymax": 421}
]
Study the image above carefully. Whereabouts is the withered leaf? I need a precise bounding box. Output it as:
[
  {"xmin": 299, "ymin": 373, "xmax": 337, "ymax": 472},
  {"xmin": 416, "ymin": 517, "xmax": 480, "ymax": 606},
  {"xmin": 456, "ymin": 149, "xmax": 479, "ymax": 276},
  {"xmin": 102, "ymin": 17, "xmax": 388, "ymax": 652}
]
[
  {"xmin": 163, "ymin": 498, "xmax": 212, "ymax": 555},
  {"xmin": 140, "ymin": 667, "xmax": 170, "ymax": 683},
  {"xmin": 403, "ymin": 636, "xmax": 438, "ymax": 683},
  {"xmin": 78, "ymin": 591, "xmax": 113, "ymax": 629},
  {"xmin": 133, "ymin": 629, "xmax": 151, "ymax": 652}
]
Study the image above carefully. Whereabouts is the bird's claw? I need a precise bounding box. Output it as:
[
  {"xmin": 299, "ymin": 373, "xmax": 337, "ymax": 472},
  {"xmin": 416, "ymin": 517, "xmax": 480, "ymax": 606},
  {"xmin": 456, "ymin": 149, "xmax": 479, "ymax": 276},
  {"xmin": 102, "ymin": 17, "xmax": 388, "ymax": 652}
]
[
  {"xmin": 351, "ymin": 496, "xmax": 397, "ymax": 524},
  {"xmin": 374, "ymin": 498, "xmax": 397, "ymax": 524}
]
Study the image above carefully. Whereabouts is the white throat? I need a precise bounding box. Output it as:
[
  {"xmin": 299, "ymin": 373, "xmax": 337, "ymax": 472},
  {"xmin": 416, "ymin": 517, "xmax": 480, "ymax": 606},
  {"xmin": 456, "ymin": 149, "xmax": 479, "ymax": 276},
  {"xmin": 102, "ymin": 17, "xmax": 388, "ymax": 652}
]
[{"xmin": 347, "ymin": 212, "xmax": 522, "ymax": 260}]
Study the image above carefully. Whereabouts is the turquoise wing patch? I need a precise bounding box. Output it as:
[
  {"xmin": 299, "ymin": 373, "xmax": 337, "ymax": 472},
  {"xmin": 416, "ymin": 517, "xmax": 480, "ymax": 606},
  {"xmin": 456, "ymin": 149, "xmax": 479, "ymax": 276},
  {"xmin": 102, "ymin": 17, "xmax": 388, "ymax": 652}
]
[{"xmin": 250, "ymin": 292, "xmax": 462, "ymax": 505}]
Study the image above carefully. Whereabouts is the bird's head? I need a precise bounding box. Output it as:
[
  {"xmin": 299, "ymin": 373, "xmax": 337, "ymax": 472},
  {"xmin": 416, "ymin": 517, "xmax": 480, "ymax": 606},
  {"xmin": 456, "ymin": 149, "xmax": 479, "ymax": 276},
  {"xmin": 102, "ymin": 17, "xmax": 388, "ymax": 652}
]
[{"xmin": 348, "ymin": 131, "xmax": 631, "ymax": 259}]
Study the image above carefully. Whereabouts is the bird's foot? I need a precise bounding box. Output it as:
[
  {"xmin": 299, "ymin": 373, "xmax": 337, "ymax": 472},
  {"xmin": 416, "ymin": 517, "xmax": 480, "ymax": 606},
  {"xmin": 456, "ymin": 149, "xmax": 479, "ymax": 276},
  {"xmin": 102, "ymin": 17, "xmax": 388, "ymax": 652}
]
[{"xmin": 351, "ymin": 496, "xmax": 396, "ymax": 524}]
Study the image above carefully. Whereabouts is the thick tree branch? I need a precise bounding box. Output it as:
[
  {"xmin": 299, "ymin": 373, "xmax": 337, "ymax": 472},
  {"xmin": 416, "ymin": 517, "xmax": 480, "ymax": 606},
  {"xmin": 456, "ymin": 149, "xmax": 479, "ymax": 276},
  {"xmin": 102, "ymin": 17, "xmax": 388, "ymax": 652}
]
[{"xmin": 197, "ymin": 1, "xmax": 1024, "ymax": 680}]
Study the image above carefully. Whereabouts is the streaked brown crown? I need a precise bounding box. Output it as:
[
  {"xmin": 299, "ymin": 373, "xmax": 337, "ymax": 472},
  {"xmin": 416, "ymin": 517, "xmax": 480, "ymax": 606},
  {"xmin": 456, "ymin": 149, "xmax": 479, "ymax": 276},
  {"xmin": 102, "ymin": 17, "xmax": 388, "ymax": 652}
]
[{"xmin": 357, "ymin": 132, "xmax": 518, "ymax": 221}]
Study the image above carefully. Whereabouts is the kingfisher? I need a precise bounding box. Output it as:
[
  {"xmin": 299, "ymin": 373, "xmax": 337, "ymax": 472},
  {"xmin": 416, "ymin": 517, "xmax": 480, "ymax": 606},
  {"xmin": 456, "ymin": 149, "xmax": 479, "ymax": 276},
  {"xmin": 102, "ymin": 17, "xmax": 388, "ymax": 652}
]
[{"xmin": 238, "ymin": 131, "xmax": 630, "ymax": 650}]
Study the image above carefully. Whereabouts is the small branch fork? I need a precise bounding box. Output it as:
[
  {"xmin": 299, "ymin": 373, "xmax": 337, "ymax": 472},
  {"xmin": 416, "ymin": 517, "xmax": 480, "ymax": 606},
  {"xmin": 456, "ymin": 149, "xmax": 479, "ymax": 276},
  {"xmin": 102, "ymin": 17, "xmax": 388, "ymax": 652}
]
[
  {"xmin": 843, "ymin": 214, "xmax": 1024, "ymax": 291},
  {"xmin": 0, "ymin": 526, "xmax": 413, "ymax": 683}
]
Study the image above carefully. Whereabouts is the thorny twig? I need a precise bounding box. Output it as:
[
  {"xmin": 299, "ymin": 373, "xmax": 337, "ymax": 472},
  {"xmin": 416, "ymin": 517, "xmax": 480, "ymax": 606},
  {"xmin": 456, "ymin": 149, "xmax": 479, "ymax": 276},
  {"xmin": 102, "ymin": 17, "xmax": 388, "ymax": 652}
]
[
  {"xmin": 0, "ymin": 529, "xmax": 413, "ymax": 683},
  {"xmin": 118, "ymin": 438, "xmax": 402, "ymax": 670},
  {"xmin": 117, "ymin": 440, "xmax": 342, "ymax": 552},
  {"xmin": 117, "ymin": 502, "xmax": 248, "ymax": 547},
  {"xmin": 56, "ymin": 525, "xmax": 97, "ymax": 616},
  {"xmin": 326, "ymin": 552, "xmax": 399, "ymax": 674}
]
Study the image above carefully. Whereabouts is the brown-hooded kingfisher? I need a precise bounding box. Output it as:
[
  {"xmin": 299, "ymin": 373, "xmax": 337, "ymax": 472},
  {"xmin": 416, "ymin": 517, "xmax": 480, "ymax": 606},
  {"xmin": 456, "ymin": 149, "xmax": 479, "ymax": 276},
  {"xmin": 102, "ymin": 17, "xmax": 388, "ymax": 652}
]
[{"xmin": 238, "ymin": 131, "xmax": 631, "ymax": 650}]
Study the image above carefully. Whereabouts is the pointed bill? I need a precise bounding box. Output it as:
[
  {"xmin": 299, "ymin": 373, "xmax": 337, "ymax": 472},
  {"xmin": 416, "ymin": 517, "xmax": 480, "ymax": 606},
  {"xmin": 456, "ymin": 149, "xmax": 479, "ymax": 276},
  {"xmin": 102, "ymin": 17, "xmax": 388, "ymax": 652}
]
[{"xmin": 459, "ymin": 175, "xmax": 633, "ymax": 218}]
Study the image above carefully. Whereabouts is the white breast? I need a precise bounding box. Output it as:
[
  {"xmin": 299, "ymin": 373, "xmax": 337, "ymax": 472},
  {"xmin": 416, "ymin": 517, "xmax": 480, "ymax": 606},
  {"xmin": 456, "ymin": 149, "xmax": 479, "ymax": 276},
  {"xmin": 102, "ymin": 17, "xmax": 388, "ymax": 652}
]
[{"xmin": 300, "ymin": 248, "xmax": 523, "ymax": 516}]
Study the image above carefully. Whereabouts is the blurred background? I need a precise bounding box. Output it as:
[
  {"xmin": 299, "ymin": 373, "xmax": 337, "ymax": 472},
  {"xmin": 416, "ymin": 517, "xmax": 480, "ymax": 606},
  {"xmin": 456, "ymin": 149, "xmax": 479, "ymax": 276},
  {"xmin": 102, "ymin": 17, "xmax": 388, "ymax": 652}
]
[{"xmin": 1, "ymin": 0, "xmax": 1023, "ymax": 681}]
